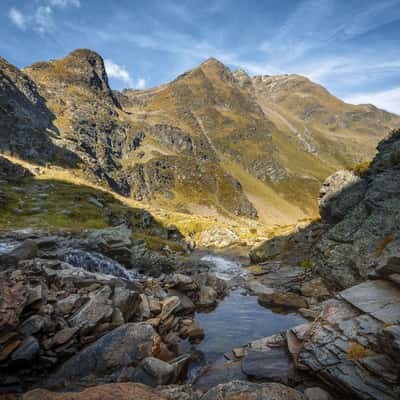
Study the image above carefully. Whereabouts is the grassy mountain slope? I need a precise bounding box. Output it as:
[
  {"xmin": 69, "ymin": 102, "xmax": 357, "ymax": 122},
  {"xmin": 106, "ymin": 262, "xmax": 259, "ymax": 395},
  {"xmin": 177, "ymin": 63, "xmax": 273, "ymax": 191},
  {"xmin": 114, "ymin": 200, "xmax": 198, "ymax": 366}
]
[{"xmin": 1, "ymin": 49, "xmax": 399, "ymax": 227}]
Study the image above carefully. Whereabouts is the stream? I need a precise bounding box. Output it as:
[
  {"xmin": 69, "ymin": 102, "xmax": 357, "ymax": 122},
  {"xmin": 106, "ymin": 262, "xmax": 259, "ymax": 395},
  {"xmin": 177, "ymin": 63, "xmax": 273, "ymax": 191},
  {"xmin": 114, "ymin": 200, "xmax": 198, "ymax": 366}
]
[{"xmin": 185, "ymin": 253, "xmax": 306, "ymax": 382}]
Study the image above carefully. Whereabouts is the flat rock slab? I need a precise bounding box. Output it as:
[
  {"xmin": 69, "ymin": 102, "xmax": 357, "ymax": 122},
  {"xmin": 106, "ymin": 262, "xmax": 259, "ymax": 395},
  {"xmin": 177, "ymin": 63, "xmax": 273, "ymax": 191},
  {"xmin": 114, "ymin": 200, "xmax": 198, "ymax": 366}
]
[
  {"xmin": 339, "ymin": 280, "xmax": 400, "ymax": 324},
  {"xmin": 241, "ymin": 348, "xmax": 293, "ymax": 383}
]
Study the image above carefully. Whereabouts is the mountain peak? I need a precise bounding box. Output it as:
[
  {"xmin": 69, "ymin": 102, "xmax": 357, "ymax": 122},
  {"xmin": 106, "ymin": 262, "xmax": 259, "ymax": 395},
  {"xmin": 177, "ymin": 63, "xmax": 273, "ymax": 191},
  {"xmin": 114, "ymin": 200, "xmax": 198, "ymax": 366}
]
[{"xmin": 24, "ymin": 48, "xmax": 119, "ymax": 107}]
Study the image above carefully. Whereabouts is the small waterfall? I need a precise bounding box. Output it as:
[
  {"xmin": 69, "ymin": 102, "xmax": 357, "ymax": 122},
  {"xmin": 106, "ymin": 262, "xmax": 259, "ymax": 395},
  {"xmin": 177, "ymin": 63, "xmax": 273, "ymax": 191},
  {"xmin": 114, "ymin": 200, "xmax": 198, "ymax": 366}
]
[
  {"xmin": 0, "ymin": 241, "xmax": 19, "ymax": 255},
  {"xmin": 64, "ymin": 249, "xmax": 140, "ymax": 281},
  {"xmin": 200, "ymin": 254, "xmax": 246, "ymax": 280}
]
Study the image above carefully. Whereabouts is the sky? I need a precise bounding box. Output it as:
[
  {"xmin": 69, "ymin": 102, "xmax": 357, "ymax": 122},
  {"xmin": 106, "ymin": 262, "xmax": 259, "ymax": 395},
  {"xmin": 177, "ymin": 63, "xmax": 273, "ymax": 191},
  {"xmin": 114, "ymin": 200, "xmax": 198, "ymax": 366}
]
[{"xmin": 1, "ymin": 0, "xmax": 400, "ymax": 114}]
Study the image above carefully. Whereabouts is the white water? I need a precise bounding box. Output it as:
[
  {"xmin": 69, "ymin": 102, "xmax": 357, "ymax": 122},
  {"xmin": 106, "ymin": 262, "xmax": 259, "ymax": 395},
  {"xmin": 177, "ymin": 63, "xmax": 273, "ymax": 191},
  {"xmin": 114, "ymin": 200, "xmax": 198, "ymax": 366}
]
[
  {"xmin": 200, "ymin": 254, "xmax": 247, "ymax": 280},
  {"xmin": 0, "ymin": 241, "xmax": 19, "ymax": 254},
  {"xmin": 65, "ymin": 249, "xmax": 140, "ymax": 281}
]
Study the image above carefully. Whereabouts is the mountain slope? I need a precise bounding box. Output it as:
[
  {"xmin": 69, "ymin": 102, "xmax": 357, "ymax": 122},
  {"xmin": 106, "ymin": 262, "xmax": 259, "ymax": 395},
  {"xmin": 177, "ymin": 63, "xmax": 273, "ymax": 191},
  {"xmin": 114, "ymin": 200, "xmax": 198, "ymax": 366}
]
[{"xmin": 1, "ymin": 49, "xmax": 399, "ymax": 225}]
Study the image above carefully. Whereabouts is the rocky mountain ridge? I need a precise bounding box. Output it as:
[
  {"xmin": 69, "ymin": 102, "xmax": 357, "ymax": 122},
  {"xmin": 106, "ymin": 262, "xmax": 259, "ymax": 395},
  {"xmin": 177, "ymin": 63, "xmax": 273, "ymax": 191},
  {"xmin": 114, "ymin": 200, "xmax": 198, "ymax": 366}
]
[{"xmin": 1, "ymin": 49, "xmax": 400, "ymax": 225}]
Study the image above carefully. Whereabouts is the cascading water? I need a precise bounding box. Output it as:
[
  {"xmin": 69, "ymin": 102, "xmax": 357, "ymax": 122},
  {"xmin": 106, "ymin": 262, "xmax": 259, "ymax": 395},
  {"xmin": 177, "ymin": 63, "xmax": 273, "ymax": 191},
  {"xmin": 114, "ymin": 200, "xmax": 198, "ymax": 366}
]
[
  {"xmin": 64, "ymin": 249, "xmax": 140, "ymax": 281},
  {"xmin": 0, "ymin": 241, "xmax": 19, "ymax": 254},
  {"xmin": 200, "ymin": 254, "xmax": 247, "ymax": 280}
]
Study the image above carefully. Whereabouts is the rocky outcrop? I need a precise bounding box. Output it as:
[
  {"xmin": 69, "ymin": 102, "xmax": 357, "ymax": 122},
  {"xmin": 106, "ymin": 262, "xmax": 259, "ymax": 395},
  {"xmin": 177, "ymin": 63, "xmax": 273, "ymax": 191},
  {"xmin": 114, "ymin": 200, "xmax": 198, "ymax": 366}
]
[{"xmin": 315, "ymin": 129, "xmax": 400, "ymax": 289}]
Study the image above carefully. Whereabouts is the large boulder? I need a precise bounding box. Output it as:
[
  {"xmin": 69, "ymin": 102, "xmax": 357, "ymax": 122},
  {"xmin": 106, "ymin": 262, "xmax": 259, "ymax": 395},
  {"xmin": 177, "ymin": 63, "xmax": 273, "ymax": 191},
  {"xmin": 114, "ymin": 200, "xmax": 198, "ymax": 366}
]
[
  {"xmin": 201, "ymin": 381, "xmax": 304, "ymax": 400},
  {"xmin": 47, "ymin": 322, "xmax": 159, "ymax": 387},
  {"xmin": 22, "ymin": 383, "xmax": 167, "ymax": 400},
  {"xmin": 319, "ymin": 170, "xmax": 367, "ymax": 224},
  {"xmin": 86, "ymin": 225, "xmax": 133, "ymax": 265}
]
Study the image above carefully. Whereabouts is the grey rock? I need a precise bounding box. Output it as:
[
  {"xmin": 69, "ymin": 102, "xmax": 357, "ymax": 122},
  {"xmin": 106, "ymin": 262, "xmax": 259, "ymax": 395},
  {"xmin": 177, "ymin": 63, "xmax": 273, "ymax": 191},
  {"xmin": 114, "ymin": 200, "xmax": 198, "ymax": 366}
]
[
  {"xmin": 47, "ymin": 322, "xmax": 158, "ymax": 387},
  {"xmin": 69, "ymin": 286, "xmax": 113, "ymax": 330},
  {"xmin": 304, "ymin": 387, "xmax": 332, "ymax": 400},
  {"xmin": 11, "ymin": 336, "xmax": 39, "ymax": 362},
  {"xmin": 133, "ymin": 357, "xmax": 175, "ymax": 386},
  {"xmin": 339, "ymin": 280, "xmax": 400, "ymax": 324},
  {"xmin": 319, "ymin": 170, "xmax": 367, "ymax": 224},
  {"xmin": 199, "ymin": 286, "xmax": 217, "ymax": 307}
]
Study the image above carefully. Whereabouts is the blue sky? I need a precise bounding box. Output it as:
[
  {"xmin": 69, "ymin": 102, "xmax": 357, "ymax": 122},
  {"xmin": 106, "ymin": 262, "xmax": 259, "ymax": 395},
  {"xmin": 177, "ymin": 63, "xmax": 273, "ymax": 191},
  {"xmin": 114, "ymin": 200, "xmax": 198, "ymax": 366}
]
[{"xmin": 1, "ymin": 0, "xmax": 400, "ymax": 113}]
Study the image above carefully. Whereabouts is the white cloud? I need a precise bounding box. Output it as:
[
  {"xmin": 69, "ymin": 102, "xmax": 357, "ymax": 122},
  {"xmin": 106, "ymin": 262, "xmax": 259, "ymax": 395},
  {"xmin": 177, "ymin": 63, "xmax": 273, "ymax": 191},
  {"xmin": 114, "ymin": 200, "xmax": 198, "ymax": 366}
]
[
  {"xmin": 34, "ymin": 6, "xmax": 53, "ymax": 33},
  {"xmin": 345, "ymin": 87, "xmax": 400, "ymax": 114},
  {"xmin": 7, "ymin": 0, "xmax": 79, "ymax": 33},
  {"xmin": 8, "ymin": 7, "xmax": 26, "ymax": 30},
  {"xmin": 48, "ymin": 0, "xmax": 80, "ymax": 8},
  {"xmin": 104, "ymin": 59, "xmax": 134, "ymax": 87},
  {"xmin": 137, "ymin": 78, "xmax": 146, "ymax": 89}
]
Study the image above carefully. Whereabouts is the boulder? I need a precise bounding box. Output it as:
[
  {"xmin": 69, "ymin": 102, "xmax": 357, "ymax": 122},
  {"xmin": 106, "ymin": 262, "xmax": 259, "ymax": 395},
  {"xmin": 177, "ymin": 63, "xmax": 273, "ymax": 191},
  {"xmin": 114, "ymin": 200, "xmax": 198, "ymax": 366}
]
[
  {"xmin": 201, "ymin": 381, "xmax": 304, "ymax": 400},
  {"xmin": 87, "ymin": 225, "xmax": 133, "ymax": 265},
  {"xmin": 319, "ymin": 170, "xmax": 367, "ymax": 224},
  {"xmin": 133, "ymin": 357, "xmax": 175, "ymax": 386},
  {"xmin": 160, "ymin": 296, "xmax": 181, "ymax": 320},
  {"xmin": 112, "ymin": 286, "xmax": 140, "ymax": 321},
  {"xmin": 0, "ymin": 281, "xmax": 27, "ymax": 330},
  {"xmin": 199, "ymin": 286, "xmax": 217, "ymax": 307},
  {"xmin": 69, "ymin": 286, "xmax": 113, "ymax": 331},
  {"xmin": 22, "ymin": 383, "xmax": 167, "ymax": 400},
  {"xmin": 247, "ymin": 280, "xmax": 274, "ymax": 296},
  {"xmin": 304, "ymin": 387, "xmax": 332, "ymax": 400},
  {"xmin": 0, "ymin": 240, "xmax": 38, "ymax": 267},
  {"xmin": 11, "ymin": 336, "xmax": 40, "ymax": 362},
  {"xmin": 47, "ymin": 322, "xmax": 158, "ymax": 387},
  {"xmin": 198, "ymin": 227, "xmax": 240, "ymax": 249},
  {"xmin": 57, "ymin": 294, "xmax": 82, "ymax": 315}
]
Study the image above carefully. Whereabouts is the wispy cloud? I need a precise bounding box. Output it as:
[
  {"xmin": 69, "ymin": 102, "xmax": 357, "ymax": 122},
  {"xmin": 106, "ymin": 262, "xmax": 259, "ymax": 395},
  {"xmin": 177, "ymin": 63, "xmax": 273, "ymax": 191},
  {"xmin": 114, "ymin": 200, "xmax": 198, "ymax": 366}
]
[
  {"xmin": 8, "ymin": 7, "xmax": 26, "ymax": 30},
  {"xmin": 137, "ymin": 78, "xmax": 146, "ymax": 89},
  {"xmin": 345, "ymin": 87, "xmax": 400, "ymax": 114},
  {"xmin": 7, "ymin": 0, "xmax": 80, "ymax": 33}
]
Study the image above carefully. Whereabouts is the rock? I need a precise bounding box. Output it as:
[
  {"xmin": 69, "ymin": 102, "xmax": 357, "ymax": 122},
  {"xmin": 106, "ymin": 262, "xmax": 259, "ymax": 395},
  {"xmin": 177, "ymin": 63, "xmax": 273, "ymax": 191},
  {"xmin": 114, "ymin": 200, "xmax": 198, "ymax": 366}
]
[
  {"xmin": 158, "ymin": 384, "xmax": 200, "ymax": 400},
  {"xmin": 69, "ymin": 286, "xmax": 113, "ymax": 331},
  {"xmin": 160, "ymin": 296, "xmax": 181, "ymax": 320},
  {"xmin": 18, "ymin": 314, "xmax": 46, "ymax": 335},
  {"xmin": 258, "ymin": 291, "xmax": 307, "ymax": 310},
  {"xmin": 22, "ymin": 383, "xmax": 167, "ymax": 400},
  {"xmin": 0, "ymin": 240, "xmax": 38, "ymax": 267},
  {"xmin": 339, "ymin": 280, "xmax": 400, "ymax": 324},
  {"xmin": 0, "ymin": 339, "xmax": 21, "ymax": 362},
  {"xmin": 112, "ymin": 286, "xmax": 140, "ymax": 321},
  {"xmin": 133, "ymin": 357, "xmax": 175, "ymax": 386},
  {"xmin": 139, "ymin": 294, "xmax": 152, "ymax": 319},
  {"xmin": 0, "ymin": 281, "xmax": 27, "ymax": 330},
  {"xmin": 377, "ymin": 241, "xmax": 400, "ymax": 276},
  {"xmin": 87, "ymin": 225, "xmax": 133, "ymax": 265},
  {"xmin": 184, "ymin": 321, "xmax": 204, "ymax": 341},
  {"xmin": 304, "ymin": 387, "xmax": 332, "ymax": 400},
  {"xmin": 247, "ymin": 280, "xmax": 274, "ymax": 296},
  {"xmin": 148, "ymin": 296, "xmax": 161, "ymax": 314},
  {"xmin": 51, "ymin": 327, "xmax": 79, "ymax": 347},
  {"xmin": 300, "ymin": 278, "xmax": 329, "ymax": 299},
  {"xmin": 319, "ymin": 170, "xmax": 367, "ymax": 224},
  {"xmin": 199, "ymin": 286, "xmax": 217, "ymax": 307},
  {"xmin": 168, "ymin": 289, "xmax": 195, "ymax": 312},
  {"xmin": 167, "ymin": 274, "xmax": 196, "ymax": 291},
  {"xmin": 241, "ymin": 349, "xmax": 294, "ymax": 383},
  {"xmin": 26, "ymin": 282, "xmax": 47, "ymax": 306},
  {"xmin": 201, "ymin": 381, "xmax": 304, "ymax": 400},
  {"xmin": 198, "ymin": 227, "xmax": 240, "ymax": 248},
  {"xmin": 47, "ymin": 323, "xmax": 159, "ymax": 387},
  {"xmin": 11, "ymin": 336, "xmax": 39, "ymax": 362},
  {"xmin": 380, "ymin": 325, "xmax": 400, "ymax": 361},
  {"xmin": 57, "ymin": 294, "xmax": 82, "ymax": 315}
]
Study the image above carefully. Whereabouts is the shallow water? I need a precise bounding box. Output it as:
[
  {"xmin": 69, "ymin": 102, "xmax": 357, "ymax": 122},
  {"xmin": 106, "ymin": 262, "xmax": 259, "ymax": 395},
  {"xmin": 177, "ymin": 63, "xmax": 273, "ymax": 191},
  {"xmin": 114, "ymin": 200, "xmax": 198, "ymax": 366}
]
[
  {"xmin": 195, "ymin": 289, "xmax": 306, "ymax": 362},
  {"xmin": 185, "ymin": 254, "xmax": 306, "ymax": 381}
]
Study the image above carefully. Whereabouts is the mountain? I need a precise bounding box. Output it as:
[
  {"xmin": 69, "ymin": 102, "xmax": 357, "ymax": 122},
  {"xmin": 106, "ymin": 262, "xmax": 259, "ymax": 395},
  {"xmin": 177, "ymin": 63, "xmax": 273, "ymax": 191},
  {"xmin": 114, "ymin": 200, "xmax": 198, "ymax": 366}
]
[{"xmin": 1, "ymin": 49, "xmax": 399, "ymax": 225}]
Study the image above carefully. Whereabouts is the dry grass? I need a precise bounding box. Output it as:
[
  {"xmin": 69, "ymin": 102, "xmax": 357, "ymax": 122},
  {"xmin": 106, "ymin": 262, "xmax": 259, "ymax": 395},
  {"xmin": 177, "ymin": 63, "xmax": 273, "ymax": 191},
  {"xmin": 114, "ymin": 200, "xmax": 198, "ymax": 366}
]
[
  {"xmin": 374, "ymin": 235, "xmax": 395, "ymax": 257},
  {"xmin": 347, "ymin": 343, "xmax": 371, "ymax": 360}
]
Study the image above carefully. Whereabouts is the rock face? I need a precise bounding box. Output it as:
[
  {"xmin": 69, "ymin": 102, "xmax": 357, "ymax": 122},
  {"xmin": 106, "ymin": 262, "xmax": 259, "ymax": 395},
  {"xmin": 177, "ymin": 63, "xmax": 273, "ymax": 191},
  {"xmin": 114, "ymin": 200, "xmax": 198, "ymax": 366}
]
[{"xmin": 315, "ymin": 129, "xmax": 400, "ymax": 289}]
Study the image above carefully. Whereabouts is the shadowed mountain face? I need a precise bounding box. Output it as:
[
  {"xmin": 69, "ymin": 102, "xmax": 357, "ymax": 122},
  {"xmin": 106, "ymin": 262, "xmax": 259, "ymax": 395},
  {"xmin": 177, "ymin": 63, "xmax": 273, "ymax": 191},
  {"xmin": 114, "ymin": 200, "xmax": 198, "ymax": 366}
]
[{"xmin": 1, "ymin": 49, "xmax": 399, "ymax": 223}]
